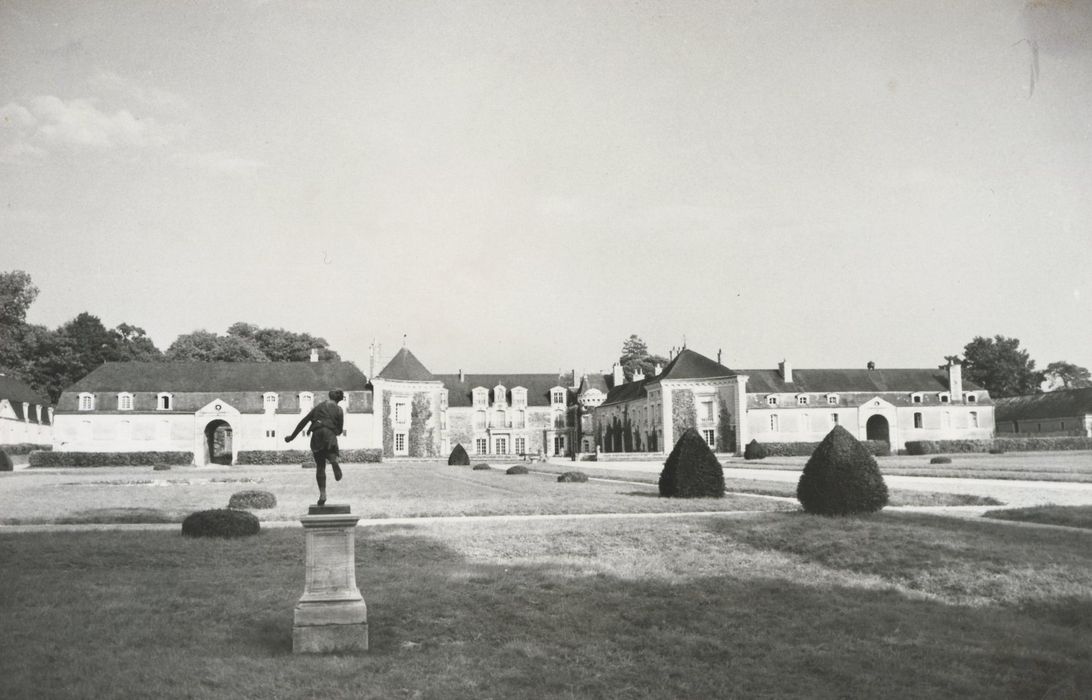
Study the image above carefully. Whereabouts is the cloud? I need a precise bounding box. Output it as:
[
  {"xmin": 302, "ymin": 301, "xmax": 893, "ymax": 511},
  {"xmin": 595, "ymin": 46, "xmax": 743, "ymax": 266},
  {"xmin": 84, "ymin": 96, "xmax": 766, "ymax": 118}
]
[
  {"xmin": 0, "ymin": 102, "xmax": 35, "ymax": 128},
  {"xmin": 87, "ymin": 71, "xmax": 192, "ymax": 115},
  {"xmin": 28, "ymin": 95, "xmax": 187, "ymax": 148},
  {"xmin": 171, "ymin": 150, "xmax": 266, "ymax": 174}
]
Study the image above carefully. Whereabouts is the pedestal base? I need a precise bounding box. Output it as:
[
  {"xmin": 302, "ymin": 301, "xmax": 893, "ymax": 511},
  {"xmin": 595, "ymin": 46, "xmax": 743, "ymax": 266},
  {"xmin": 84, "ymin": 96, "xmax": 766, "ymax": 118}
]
[{"xmin": 293, "ymin": 621, "xmax": 369, "ymax": 654}]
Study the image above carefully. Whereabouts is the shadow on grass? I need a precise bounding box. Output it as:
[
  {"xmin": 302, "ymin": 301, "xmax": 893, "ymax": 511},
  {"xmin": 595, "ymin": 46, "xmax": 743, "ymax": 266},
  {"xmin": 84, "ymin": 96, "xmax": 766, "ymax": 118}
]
[{"xmin": 1, "ymin": 519, "xmax": 1090, "ymax": 699}]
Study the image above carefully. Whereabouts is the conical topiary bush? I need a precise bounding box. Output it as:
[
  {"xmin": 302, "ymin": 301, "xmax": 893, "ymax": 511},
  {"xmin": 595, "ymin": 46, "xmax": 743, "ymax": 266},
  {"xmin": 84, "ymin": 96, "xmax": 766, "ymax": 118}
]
[
  {"xmin": 744, "ymin": 439, "xmax": 766, "ymax": 460},
  {"xmin": 448, "ymin": 443, "xmax": 470, "ymax": 466},
  {"xmin": 0, "ymin": 449, "xmax": 12, "ymax": 472},
  {"xmin": 659, "ymin": 428, "xmax": 725, "ymax": 498},
  {"xmin": 796, "ymin": 425, "xmax": 888, "ymax": 515}
]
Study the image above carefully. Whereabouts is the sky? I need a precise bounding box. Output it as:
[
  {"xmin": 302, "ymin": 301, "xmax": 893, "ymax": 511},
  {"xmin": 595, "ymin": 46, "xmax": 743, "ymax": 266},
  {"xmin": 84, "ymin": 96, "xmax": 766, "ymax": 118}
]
[{"xmin": 1, "ymin": 0, "xmax": 1090, "ymax": 379}]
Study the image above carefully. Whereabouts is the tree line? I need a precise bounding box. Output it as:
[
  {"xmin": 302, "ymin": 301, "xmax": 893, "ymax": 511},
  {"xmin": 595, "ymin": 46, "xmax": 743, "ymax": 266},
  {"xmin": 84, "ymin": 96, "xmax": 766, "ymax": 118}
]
[{"xmin": 0, "ymin": 270, "xmax": 339, "ymax": 402}]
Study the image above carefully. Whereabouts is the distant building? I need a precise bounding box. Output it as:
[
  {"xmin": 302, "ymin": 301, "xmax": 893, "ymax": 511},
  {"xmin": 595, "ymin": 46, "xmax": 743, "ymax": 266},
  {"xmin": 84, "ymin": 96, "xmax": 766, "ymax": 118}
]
[
  {"xmin": 0, "ymin": 373, "xmax": 52, "ymax": 447},
  {"xmin": 53, "ymin": 357, "xmax": 372, "ymax": 464},
  {"xmin": 593, "ymin": 349, "xmax": 995, "ymax": 454},
  {"xmin": 994, "ymin": 387, "xmax": 1092, "ymax": 437},
  {"xmin": 370, "ymin": 347, "xmax": 578, "ymax": 458}
]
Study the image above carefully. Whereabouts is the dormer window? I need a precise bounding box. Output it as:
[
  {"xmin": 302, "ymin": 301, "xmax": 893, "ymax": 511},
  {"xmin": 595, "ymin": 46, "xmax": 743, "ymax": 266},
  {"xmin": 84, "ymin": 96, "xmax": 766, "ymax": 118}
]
[
  {"xmin": 797, "ymin": 395, "xmax": 808, "ymax": 406},
  {"xmin": 826, "ymin": 394, "xmax": 839, "ymax": 405},
  {"xmin": 965, "ymin": 393, "xmax": 977, "ymax": 403},
  {"xmin": 494, "ymin": 384, "xmax": 507, "ymax": 407},
  {"xmin": 299, "ymin": 392, "xmax": 314, "ymax": 413},
  {"xmin": 766, "ymin": 396, "xmax": 778, "ymax": 406},
  {"xmin": 551, "ymin": 388, "xmax": 566, "ymax": 406},
  {"xmin": 157, "ymin": 393, "xmax": 173, "ymax": 411},
  {"xmin": 472, "ymin": 387, "xmax": 488, "ymax": 408},
  {"xmin": 911, "ymin": 393, "xmax": 923, "ymax": 404},
  {"xmin": 512, "ymin": 387, "xmax": 527, "ymax": 408},
  {"xmin": 117, "ymin": 392, "xmax": 133, "ymax": 411},
  {"xmin": 263, "ymin": 392, "xmax": 279, "ymax": 411},
  {"xmin": 78, "ymin": 393, "xmax": 95, "ymax": 411},
  {"xmin": 22, "ymin": 402, "xmax": 30, "ymax": 420},
  {"xmin": 939, "ymin": 393, "xmax": 950, "ymax": 404}
]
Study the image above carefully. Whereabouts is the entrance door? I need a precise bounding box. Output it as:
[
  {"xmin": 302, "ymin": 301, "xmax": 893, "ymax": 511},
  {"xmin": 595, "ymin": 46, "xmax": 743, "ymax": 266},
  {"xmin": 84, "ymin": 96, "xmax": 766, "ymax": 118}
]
[
  {"xmin": 205, "ymin": 420, "xmax": 234, "ymax": 465},
  {"xmin": 495, "ymin": 436, "xmax": 508, "ymax": 455},
  {"xmin": 865, "ymin": 415, "xmax": 890, "ymax": 444},
  {"xmin": 554, "ymin": 435, "xmax": 565, "ymax": 455}
]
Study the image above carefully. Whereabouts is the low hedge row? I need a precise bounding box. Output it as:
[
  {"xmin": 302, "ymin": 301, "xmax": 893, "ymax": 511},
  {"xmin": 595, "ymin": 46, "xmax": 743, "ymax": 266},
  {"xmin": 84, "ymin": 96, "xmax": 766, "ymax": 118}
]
[
  {"xmin": 235, "ymin": 449, "xmax": 382, "ymax": 465},
  {"xmin": 751, "ymin": 440, "xmax": 891, "ymax": 458},
  {"xmin": 905, "ymin": 437, "xmax": 1092, "ymax": 455},
  {"xmin": 1, "ymin": 443, "xmax": 52, "ymax": 455},
  {"xmin": 29, "ymin": 451, "xmax": 194, "ymax": 467}
]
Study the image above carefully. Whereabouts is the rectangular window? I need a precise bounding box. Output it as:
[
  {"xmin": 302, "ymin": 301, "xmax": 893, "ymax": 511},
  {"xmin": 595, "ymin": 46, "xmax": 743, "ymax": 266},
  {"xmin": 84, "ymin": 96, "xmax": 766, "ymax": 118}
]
[
  {"xmin": 830, "ymin": 413, "xmax": 838, "ymax": 427},
  {"xmin": 939, "ymin": 394, "xmax": 950, "ymax": 404},
  {"xmin": 394, "ymin": 432, "xmax": 407, "ymax": 454},
  {"xmin": 967, "ymin": 394, "xmax": 977, "ymax": 403},
  {"xmin": 770, "ymin": 414, "xmax": 779, "ymax": 432},
  {"xmin": 702, "ymin": 429, "xmax": 715, "ymax": 447},
  {"xmin": 797, "ymin": 396, "xmax": 808, "ymax": 406},
  {"xmin": 394, "ymin": 402, "xmax": 407, "ymax": 423},
  {"xmin": 969, "ymin": 411, "xmax": 979, "ymax": 428},
  {"xmin": 79, "ymin": 394, "xmax": 94, "ymax": 411},
  {"xmin": 475, "ymin": 438, "xmax": 488, "ymax": 454},
  {"xmin": 912, "ymin": 394, "xmax": 922, "ymax": 404},
  {"xmin": 265, "ymin": 429, "xmax": 277, "ymax": 438},
  {"xmin": 700, "ymin": 400, "xmax": 714, "ymax": 422},
  {"xmin": 914, "ymin": 412, "xmax": 923, "ymax": 429},
  {"xmin": 495, "ymin": 437, "xmax": 508, "ymax": 455},
  {"xmin": 118, "ymin": 394, "xmax": 133, "ymax": 411},
  {"xmin": 515, "ymin": 437, "xmax": 526, "ymax": 455},
  {"xmin": 766, "ymin": 396, "xmax": 778, "ymax": 406},
  {"xmin": 827, "ymin": 395, "xmax": 838, "ymax": 405},
  {"xmin": 159, "ymin": 394, "xmax": 172, "ymax": 410}
]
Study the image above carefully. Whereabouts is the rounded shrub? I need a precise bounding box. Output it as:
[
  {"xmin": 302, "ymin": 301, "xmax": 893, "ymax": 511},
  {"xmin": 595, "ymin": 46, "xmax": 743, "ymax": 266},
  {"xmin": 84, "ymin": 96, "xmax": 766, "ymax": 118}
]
[
  {"xmin": 228, "ymin": 489, "xmax": 277, "ymax": 510},
  {"xmin": 989, "ymin": 448, "xmax": 1006, "ymax": 455},
  {"xmin": 448, "ymin": 443, "xmax": 470, "ymax": 466},
  {"xmin": 659, "ymin": 428, "xmax": 725, "ymax": 498},
  {"xmin": 0, "ymin": 449, "xmax": 13, "ymax": 472},
  {"xmin": 744, "ymin": 439, "xmax": 767, "ymax": 460},
  {"xmin": 181, "ymin": 509, "xmax": 260, "ymax": 538},
  {"xmin": 506, "ymin": 465, "xmax": 529, "ymax": 475},
  {"xmin": 557, "ymin": 471, "xmax": 588, "ymax": 483},
  {"xmin": 796, "ymin": 425, "xmax": 889, "ymax": 516},
  {"xmin": 472, "ymin": 463, "xmax": 492, "ymax": 471},
  {"xmin": 930, "ymin": 456, "xmax": 952, "ymax": 465}
]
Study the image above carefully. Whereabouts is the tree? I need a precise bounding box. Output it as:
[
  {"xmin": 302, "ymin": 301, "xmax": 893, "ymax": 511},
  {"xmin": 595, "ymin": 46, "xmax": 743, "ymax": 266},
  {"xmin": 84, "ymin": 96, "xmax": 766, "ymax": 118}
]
[
  {"xmin": 619, "ymin": 334, "xmax": 668, "ymax": 382},
  {"xmin": 227, "ymin": 322, "xmax": 340, "ymax": 362},
  {"xmin": 1043, "ymin": 361, "xmax": 1092, "ymax": 391},
  {"xmin": 166, "ymin": 330, "xmax": 269, "ymax": 362},
  {"xmin": 111, "ymin": 323, "xmax": 163, "ymax": 362},
  {"xmin": 962, "ymin": 335, "xmax": 1043, "ymax": 398},
  {"xmin": 0, "ymin": 270, "xmax": 39, "ymax": 374},
  {"xmin": 796, "ymin": 425, "xmax": 888, "ymax": 515},
  {"xmin": 658, "ymin": 427, "xmax": 725, "ymax": 498}
]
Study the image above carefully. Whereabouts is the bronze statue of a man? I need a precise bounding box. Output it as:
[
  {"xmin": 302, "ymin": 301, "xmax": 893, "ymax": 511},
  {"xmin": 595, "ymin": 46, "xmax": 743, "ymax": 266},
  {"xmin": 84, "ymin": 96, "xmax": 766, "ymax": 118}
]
[{"xmin": 285, "ymin": 389, "xmax": 345, "ymax": 505}]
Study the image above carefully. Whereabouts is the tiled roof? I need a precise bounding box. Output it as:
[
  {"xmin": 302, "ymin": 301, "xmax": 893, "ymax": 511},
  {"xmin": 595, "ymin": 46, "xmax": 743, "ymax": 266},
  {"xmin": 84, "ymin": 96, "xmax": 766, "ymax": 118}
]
[
  {"xmin": 740, "ymin": 368, "xmax": 978, "ymax": 394},
  {"xmin": 995, "ymin": 387, "xmax": 1092, "ymax": 422},
  {"xmin": 578, "ymin": 373, "xmax": 612, "ymax": 395},
  {"xmin": 0, "ymin": 374, "xmax": 50, "ymax": 406},
  {"xmin": 437, "ymin": 373, "xmax": 575, "ymax": 408},
  {"xmin": 657, "ymin": 348, "xmax": 734, "ymax": 382},
  {"xmin": 376, "ymin": 348, "xmax": 436, "ymax": 382},
  {"xmin": 62, "ymin": 361, "xmax": 370, "ymax": 393}
]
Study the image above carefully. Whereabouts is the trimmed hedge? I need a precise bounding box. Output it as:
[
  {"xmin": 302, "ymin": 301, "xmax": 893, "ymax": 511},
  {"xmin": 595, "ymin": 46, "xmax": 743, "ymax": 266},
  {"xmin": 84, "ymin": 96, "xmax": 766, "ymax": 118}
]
[
  {"xmin": 228, "ymin": 490, "xmax": 277, "ymax": 509},
  {"xmin": 744, "ymin": 439, "xmax": 767, "ymax": 460},
  {"xmin": 152, "ymin": 464, "xmax": 172, "ymax": 471},
  {"xmin": 448, "ymin": 444, "xmax": 470, "ymax": 466},
  {"xmin": 905, "ymin": 437, "xmax": 1092, "ymax": 455},
  {"xmin": 557, "ymin": 471, "xmax": 588, "ymax": 483},
  {"xmin": 236, "ymin": 449, "xmax": 382, "ymax": 465},
  {"xmin": 29, "ymin": 451, "xmax": 194, "ymax": 468},
  {"xmin": 0, "ymin": 449, "xmax": 12, "ymax": 472},
  {"xmin": 506, "ymin": 465, "xmax": 529, "ymax": 475},
  {"xmin": 752, "ymin": 440, "xmax": 891, "ymax": 458},
  {"xmin": 181, "ymin": 509, "xmax": 260, "ymax": 538},
  {"xmin": 797, "ymin": 425, "xmax": 889, "ymax": 515},
  {"xmin": 472, "ymin": 463, "xmax": 492, "ymax": 471},
  {"xmin": 659, "ymin": 428, "xmax": 725, "ymax": 498},
  {"xmin": 1, "ymin": 443, "xmax": 52, "ymax": 456},
  {"xmin": 930, "ymin": 456, "xmax": 952, "ymax": 464}
]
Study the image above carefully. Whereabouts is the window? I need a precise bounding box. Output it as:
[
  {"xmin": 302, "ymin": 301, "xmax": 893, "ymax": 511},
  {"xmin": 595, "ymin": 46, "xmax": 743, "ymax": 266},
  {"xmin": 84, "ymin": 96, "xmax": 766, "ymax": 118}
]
[
  {"xmin": 702, "ymin": 429, "xmax": 715, "ymax": 447},
  {"xmin": 552, "ymin": 389, "xmax": 566, "ymax": 406},
  {"xmin": 475, "ymin": 437, "xmax": 488, "ymax": 454},
  {"xmin": 827, "ymin": 395, "xmax": 839, "ymax": 405},
  {"xmin": 914, "ymin": 412, "xmax": 923, "ymax": 429},
  {"xmin": 495, "ymin": 437, "xmax": 508, "ymax": 455},
  {"xmin": 939, "ymin": 393, "xmax": 950, "ymax": 404},
  {"xmin": 830, "ymin": 413, "xmax": 839, "ymax": 426},
  {"xmin": 767, "ymin": 396, "xmax": 778, "ymax": 406},
  {"xmin": 494, "ymin": 385, "xmax": 507, "ymax": 407},
  {"xmin": 473, "ymin": 388, "xmax": 488, "ymax": 408},
  {"xmin": 394, "ymin": 432, "xmax": 407, "ymax": 454},
  {"xmin": 78, "ymin": 393, "xmax": 95, "ymax": 411},
  {"xmin": 912, "ymin": 394, "xmax": 923, "ymax": 404},
  {"xmin": 515, "ymin": 437, "xmax": 526, "ymax": 455},
  {"xmin": 263, "ymin": 392, "xmax": 279, "ymax": 411},
  {"xmin": 394, "ymin": 401, "xmax": 408, "ymax": 424},
  {"xmin": 966, "ymin": 394, "xmax": 977, "ymax": 403},
  {"xmin": 700, "ymin": 400, "xmax": 714, "ymax": 422},
  {"xmin": 770, "ymin": 414, "xmax": 779, "ymax": 431},
  {"xmin": 299, "ymin": 392, "xmax": 314, "ymax": 412},
  {"xmin": 512, "ymin": 388, "xmax": 526, "ymax": 408},
  {"xmin": 969, "ymin": 411, "xmax": 979, "ymax": 428},
  {"xmin": 265, "ymin": 429, "xmax": 277, "ymax": 438},
  {"xmin": 158, "ymin": 393, "xmax": 173, "ymax": 410},
  {"xmin": 117, "ymin": 393, "xmax": 133, "ymax": 411},
  {"xmin": 797, "ymin": 396, "xmax": 808, "ymax": 406}
]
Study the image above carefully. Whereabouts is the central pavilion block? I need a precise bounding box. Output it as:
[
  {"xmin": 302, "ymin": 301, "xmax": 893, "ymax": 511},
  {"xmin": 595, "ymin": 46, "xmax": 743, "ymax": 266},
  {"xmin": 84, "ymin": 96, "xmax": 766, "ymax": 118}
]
[{"xmin": 292, "ymin": 504, "xmax": 369, "ymax": 653}]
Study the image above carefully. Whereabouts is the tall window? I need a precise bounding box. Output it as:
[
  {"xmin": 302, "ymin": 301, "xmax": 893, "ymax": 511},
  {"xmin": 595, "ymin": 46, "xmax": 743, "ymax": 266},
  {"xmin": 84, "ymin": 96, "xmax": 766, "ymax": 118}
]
[
  {"xmin": 512, "ymin": 388, "xmax": 527, "ymax": 408},
  {"xmin": 700, "ymin": 400, "xmax": 714, "ymax": 422},
  {"xmin": 495, "ymin": 437, "xmax": 508, "ymax": 455},
  {"xmin": 78, "ymin": 393, "xmax": 95, "ymax": 411},
  {"xmin": 394, "ymin": 401, "xmax": 408, "ymax": 424},
  {"xmin": 552, "ymin": 389, "xmax": 566, "ymax": 406},
  {"xmin": 117, "ymin": 393, "xmax": 133, "ymax": 411},
  {"xmin": 394, "ymin": 432, "xmax": 407, "ymax": 454},
  {"xmin": 913, "ymin": 412, "xmax": 923, "ymax": 429},
  {"xmin": 830, "ymin": 413, "xmax": 839, "ymax": 427},
  {"xmin": 473, "ymin": 388, "xmax": 488, "ymax": 408},
  {"xmin": 263, "ymin": 392, "xmax": 279, "ymax": 411},
  {"xmin": 770, "ymin": 414, "xmax": 779, "ymax": 431},
  {"xmin": 702, "ymin": 429, "xmax": 715, "ymax": 447},
  {"xmin": 515, "ymin": 437, "xmax": 526, "ymax": 455},
  {"xmin": 475, "ymin": 437, "xmax": 488, "ymax": 454},
  {"xmin": 158, "ymin": 393, "xmax": 173, "ymax": 410}
]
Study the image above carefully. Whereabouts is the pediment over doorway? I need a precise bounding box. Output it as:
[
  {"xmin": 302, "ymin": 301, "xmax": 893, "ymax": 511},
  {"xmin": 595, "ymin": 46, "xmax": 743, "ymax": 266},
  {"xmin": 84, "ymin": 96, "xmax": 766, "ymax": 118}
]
[
  {"xmin": 196, "ymin": 399, "xmax": 241, "ymax": 417},
  {"xmin": 861, "ymin": 396, "xmax": 896, "ymax": 411}
]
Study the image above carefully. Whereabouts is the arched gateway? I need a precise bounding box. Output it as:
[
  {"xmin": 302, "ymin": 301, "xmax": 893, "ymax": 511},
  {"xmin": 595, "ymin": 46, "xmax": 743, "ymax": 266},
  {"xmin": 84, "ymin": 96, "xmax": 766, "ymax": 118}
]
[
  {"xmin": 865, "ymin": 414, "xmax": 890, "ymax": 444},
  {"xmin": 204, "ymin": 419, "xmax": 234, "ymax": 465}
]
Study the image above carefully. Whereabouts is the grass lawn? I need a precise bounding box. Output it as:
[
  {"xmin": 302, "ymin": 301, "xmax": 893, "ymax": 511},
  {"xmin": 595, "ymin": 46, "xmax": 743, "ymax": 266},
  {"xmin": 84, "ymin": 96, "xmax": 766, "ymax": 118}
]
[
  {"xmin": 984, "ymin": 505, "xmax": 1092, "ymax": 530},
  {"xmin": 0, "ymin": 462, "xmax": 794, "ymax": 525},
  {"xmin": 1, "ymin": 512, "xmax": 1089, "ymax": 699}
]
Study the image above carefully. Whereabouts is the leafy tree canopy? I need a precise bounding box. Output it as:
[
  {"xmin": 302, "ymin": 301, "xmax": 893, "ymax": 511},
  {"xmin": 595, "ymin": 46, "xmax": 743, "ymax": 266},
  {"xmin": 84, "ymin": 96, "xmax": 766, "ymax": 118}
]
[
  {"xmin": 962, "ymin": 335, "xmax": 1043, "ymax": 398},
  {"xmin": 166, "ymin": 330, "xmax": 268, "ymax": 362},
  {"xmin": 1043, "ymin": 361, "xmax": 1092, "ymax": 391},
  {"xmin": 226, "ymin": 322, "xmax": 340, "ymax": 362},
  {"xmin": 619, "ymin": 334, "xmax": 668, "ymax": 382}
]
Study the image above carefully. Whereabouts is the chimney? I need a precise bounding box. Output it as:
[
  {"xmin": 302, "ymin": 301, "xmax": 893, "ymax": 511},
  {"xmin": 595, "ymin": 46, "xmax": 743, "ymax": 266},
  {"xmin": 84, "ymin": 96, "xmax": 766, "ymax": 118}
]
[
  {"xmin": 717, "ymin": 349, "xmax": 722, "ymax": 365},
  {"xmin": 867, "ymin": 361, "xmax": 876, "ymax": 370},
  {"xmin": 654, "ymin": 363, "xmax": 663, "ymax": 376},
  {"xmin": 310, "ymin": 348, "xmax": 319, "ymax": 362},
  {"xmin": 778, "ymin": 359, "xmax": 793, "ymax": 383},
  {"xmin": 572, "ymin": 369, "xmax": 578, "ymax": 389},
  {"xmin": 946, "ymin": 356, "xmax": 963, "ymax": 401},
  {"xmin": 612, "ymin": 363, "xmax": 625, "ymax": 387},
  {"xmin": 633, "ymin": 368, "xmax": 645, "ymax": 382}
]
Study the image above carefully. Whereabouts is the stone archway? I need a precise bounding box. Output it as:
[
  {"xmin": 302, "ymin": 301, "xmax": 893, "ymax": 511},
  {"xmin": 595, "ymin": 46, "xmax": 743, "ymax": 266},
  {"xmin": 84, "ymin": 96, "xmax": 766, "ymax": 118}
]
[
  {"xmin": 204, "ymin": 419, "xmax": 234, "ymax": 465},
  {"xmin": 865, "ymin": 414, "xmax": 890, "ymax": 444}
]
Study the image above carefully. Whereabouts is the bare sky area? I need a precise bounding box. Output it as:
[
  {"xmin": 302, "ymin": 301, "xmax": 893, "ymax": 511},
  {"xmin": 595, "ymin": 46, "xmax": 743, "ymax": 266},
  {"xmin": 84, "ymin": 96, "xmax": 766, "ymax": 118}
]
[{"xmin": 1, "ymin": 0, "xmax": 1089, "ymax": 377}]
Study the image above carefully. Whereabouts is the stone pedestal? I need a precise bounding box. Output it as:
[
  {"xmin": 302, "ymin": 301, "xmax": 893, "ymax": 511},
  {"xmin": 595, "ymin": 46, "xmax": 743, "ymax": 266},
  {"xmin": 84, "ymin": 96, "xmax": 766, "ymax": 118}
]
[{"xmin": 292, "ymin": 504, "xmax": 369, "ymax": 653}]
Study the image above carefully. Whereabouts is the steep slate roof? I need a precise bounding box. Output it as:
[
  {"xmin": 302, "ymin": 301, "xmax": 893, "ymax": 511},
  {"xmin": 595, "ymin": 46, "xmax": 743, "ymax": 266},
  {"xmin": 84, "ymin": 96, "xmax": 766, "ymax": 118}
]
[
  {"xmin": 376, "ymin": 348, "xmax": 436, "ymax": 382},
  {"xmin": 578, "ymin": 373, "xmax": 612, "ymax": 395},
  {"xmin": 600, "ymin": 349, "xmax": 734, "ymax": 407},
  {"xmin": 0, "ymin": 374, "xmax": 50, "ymax": 405},
  {"xmin": 740, "ymin": 368, "xmax": 980, "ymax": 394},
  {"xmin": 995, "ymin": 387, "xmax": 1092, "ymax": 421},
  {"xmin": 63, "ymin": 361, "xmax": 370, "ymax": 393},
  {"xmin": 437, "ymin": 373, "xmax": 575, "ymax": 408}
]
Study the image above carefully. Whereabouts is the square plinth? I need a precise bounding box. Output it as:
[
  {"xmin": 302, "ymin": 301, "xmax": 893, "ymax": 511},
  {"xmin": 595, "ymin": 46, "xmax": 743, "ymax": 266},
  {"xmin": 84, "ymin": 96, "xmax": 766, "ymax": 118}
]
[{"xmin": 293, "ymin": 622, "xmax": 369, "ymax": 654}]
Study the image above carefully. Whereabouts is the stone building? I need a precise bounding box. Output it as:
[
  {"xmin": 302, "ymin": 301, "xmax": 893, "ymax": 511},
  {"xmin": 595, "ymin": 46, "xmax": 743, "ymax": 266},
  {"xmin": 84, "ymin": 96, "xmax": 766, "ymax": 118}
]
[
  {"xmin": 994, "ymin": 387, "xmax": 1092, "ymax": 437},
  {"xmin": 370, "ymin": 347, "xmax": 577, "ymax": 458},
  {"xmin": 53, "ymin": 355, "xmax": 372, "ymax": 464},
  {"xmin": 0, "ymin": 373, "xmax": 52, "ymax": 448}
]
